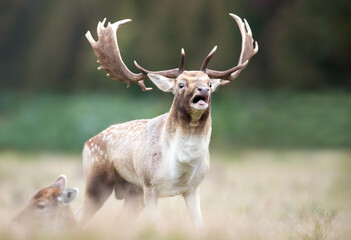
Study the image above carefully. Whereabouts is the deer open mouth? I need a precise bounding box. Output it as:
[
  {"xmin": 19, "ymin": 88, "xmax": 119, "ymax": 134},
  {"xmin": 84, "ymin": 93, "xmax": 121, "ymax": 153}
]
[{"xmin": 191, "ymin": 94, "xmax": 209, "ymax": 110}]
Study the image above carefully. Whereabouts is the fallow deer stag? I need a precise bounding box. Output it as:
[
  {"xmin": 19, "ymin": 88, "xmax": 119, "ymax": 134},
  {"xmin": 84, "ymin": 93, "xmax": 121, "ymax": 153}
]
[
  {"xmin": 12, "ymin": 175, "xmax": 79, "ymax": 231},
  {"xmin": 80, "ymin": 13, "xmax": 258, "ymax": 228}
]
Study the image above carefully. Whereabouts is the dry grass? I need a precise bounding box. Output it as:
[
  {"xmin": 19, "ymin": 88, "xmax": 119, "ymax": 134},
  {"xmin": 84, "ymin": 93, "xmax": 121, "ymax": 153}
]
[{"xmin": 0, "ymin": 150, "xmax": 350, "ymax": 239}]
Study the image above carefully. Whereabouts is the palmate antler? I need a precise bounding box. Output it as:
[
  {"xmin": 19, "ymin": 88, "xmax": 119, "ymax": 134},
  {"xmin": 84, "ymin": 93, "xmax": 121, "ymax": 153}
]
[
  {"xmin": 85, "ymin": 19, "xmax": 151, "ymax": 91},
  {"xmin": 201, "ymin": 13, "xmax": 259, "ymax": 85},
  {"xmin": 85, "ymin": 13, "xmax": 258, "ymax": 90},
  {"xmin": 85, "ymin": 19, "xmax": 184, "ymax": 91}
]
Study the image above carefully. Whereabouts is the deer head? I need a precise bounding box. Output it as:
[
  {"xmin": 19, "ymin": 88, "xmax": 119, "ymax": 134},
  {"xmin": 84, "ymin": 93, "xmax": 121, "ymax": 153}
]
[
  {"xmin": 12, "ymin": 175, "xmax": 79, "ymax": 231},
  {"xmin": 86, "ymin": 13, "xmax": 258, "ymax": 125}
]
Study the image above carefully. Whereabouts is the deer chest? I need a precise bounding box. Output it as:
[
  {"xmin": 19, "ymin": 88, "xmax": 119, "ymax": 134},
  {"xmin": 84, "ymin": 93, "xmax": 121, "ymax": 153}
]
[{"xmin": 156, "ymin": 134, "xmax": 210, "ymax": 197}]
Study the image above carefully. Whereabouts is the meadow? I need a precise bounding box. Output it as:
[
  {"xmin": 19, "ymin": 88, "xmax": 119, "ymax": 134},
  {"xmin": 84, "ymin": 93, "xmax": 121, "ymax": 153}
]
[
  {"xmin": 0, "ymin": 90, "xmax": 350, "ymax": 239},
  {"xmin": 0, "ymin": 150, "xmax": 350, "ymax": 240}
]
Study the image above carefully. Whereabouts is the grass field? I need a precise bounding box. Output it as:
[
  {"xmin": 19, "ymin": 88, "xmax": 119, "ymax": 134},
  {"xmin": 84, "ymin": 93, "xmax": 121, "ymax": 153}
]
[{"xmin": 0, "ymin": 150, "xmax": 350, "ymax": 239}]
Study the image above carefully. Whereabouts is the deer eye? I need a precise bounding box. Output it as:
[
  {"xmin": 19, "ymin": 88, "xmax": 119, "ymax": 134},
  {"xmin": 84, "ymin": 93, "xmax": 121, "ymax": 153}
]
[
  {"xmin": 36, "ymin": 203, "xmax": 46, "ymax": 210},
  {"xmin": 179, "ymin": 83, "xmax": 185, "ymax": 89},
  {"xmin": 208, "ymin": 82, "xmax": 212, "ymax": 88}
]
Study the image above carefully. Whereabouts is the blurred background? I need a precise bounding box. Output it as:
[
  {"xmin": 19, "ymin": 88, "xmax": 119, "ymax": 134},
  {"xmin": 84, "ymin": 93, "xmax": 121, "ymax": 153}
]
[{"xmin": 0, "ymin": 0, "xmax": 350, "ymax": 152}]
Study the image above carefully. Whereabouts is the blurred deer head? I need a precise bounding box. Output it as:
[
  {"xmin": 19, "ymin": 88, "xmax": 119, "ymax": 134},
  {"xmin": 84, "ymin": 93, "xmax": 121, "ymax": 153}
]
[{"xmin": 12, "ymin": 175, "xmax": 78, "ymax": 231}]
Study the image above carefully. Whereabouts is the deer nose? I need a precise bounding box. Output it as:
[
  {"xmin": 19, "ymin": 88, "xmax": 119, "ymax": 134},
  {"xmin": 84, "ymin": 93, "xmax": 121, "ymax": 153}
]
[{"xmin": 197, "ymin": 86, "xmax": 209, "ymax": 93}]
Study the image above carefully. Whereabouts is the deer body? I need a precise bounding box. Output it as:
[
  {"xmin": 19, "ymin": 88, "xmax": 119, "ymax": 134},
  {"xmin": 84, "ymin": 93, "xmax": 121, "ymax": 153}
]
[
  {"xmin": 84, "ymin": 111, "xmax": 210, "ymax": 198},
  {"xmin": 80, "ymin": 14, "xmax": 258, "ymax": 228},
  {"xmin": 80, "ymin": 72, "xmax": 213, "ymax": 226}
]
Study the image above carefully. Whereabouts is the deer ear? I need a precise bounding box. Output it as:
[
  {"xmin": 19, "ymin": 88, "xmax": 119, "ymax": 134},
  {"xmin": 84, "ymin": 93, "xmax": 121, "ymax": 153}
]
[
  {"xmin": 210, "ymin": 79, "xmax": 222, "ymax": 92},
  {"xmin": 59, "ymin": 188, "xmax": 79, "ymax": 205},
  {"xmin": 210, "ymin": 79, "xmax": 231, "ymax": 92},
  {"xmin": 148, "ymin": 73, "xmax": 175, "ymax": 93},
  {"xmin": 51, "ymin": 175, "xmax": 67, "ymax": 191}
]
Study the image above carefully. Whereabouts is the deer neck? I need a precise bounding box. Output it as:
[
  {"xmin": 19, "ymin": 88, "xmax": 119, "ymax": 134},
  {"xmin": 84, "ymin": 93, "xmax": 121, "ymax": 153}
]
[
  {"xmin": 165, "ymin": 96, "xmax": 211, "ymax": 135},
  {"xmin": 158, "ymin": 97, "xmax": 211, "ymax": 188},
  {"xmin": 56, "ymin": 206, "xmax": 77, "ymax": 230}
]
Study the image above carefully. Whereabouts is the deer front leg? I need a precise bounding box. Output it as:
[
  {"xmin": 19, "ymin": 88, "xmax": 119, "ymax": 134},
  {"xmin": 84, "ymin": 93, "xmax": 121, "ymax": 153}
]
[
  {"xmin": 143, "ymin": 187, "xmax": 159, "ymax": 223},
  {"xmin": 183, "ymin": 187, "xmax": 203, "ymax": 230}
]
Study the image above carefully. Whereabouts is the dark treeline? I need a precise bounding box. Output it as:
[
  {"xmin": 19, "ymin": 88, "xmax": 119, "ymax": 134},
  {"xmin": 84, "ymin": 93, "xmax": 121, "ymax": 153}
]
[{"xmin": 0, "ymin": 0, "xmax": 350, "ymax": 93}]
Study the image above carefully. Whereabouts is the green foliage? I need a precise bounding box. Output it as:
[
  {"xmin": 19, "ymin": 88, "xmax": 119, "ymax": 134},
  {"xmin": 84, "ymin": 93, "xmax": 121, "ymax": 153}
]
[
  {"xmin": 0, "ymin": 91, "xmax": 349, "ymax": 152},
  {"xmin": 0, "ymin": 92, "xmax": 170, "ymax": 151},
  {"xmin": 211, "ymin": 90, "xmax": 351, "ymax": 148}
]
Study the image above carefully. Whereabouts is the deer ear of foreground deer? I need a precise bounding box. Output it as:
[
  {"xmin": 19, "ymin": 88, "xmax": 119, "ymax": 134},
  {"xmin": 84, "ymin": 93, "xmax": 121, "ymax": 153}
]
[{"xmin": 85, "ymin": 13, "xmax": 258, "ymax": 91}]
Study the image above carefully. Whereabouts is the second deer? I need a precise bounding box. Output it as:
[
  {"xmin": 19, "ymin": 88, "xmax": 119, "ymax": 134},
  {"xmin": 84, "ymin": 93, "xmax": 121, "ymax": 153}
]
[{"xmin": 12, "ymin": 175, "xmax": 79, "ymax": 232}]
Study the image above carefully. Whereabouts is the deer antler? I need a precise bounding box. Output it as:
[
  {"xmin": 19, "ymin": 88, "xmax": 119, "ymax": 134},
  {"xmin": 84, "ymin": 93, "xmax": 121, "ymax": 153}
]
[
  {"xmin": 86, "ymin": 14, "xmax": 257, "ymax": 90},
  {"xmin": 86, "ymin": 19, "xmax": 152, "ymax": 91},
  {"xmin": 86, "ymin": 19, "xmax": 187, "ymax": 90},
  {"xmin": 202, "ymin": 13, "xmax": 259, "ymax": 85},
  {"xmin": 134, "ymin": 48, "xmax": 186, "ymax": 78}
]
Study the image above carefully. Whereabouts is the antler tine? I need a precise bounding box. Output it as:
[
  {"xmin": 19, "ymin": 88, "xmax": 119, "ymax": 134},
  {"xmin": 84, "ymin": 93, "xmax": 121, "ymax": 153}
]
[
  {"xmin": 134, "ymin": 48, "xmax": 186, "ymax": 78},
  {"xmin": 179, "ymin": 48, "xmax": 185, "ymax": 73},
  {"xmin": 86, "ymin": 18, "xmax": 152, "ymax": 91},
  {"xmin": 205, "ymin": 14, "xmax": 258, "ymax": 83},
  {"xmin": 232, "ymin": 14, "xmax": 258, "ymax": 67},
  {"xmin": 200, "ymin": 46, "xmax": 217, "ymax": 72}
]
